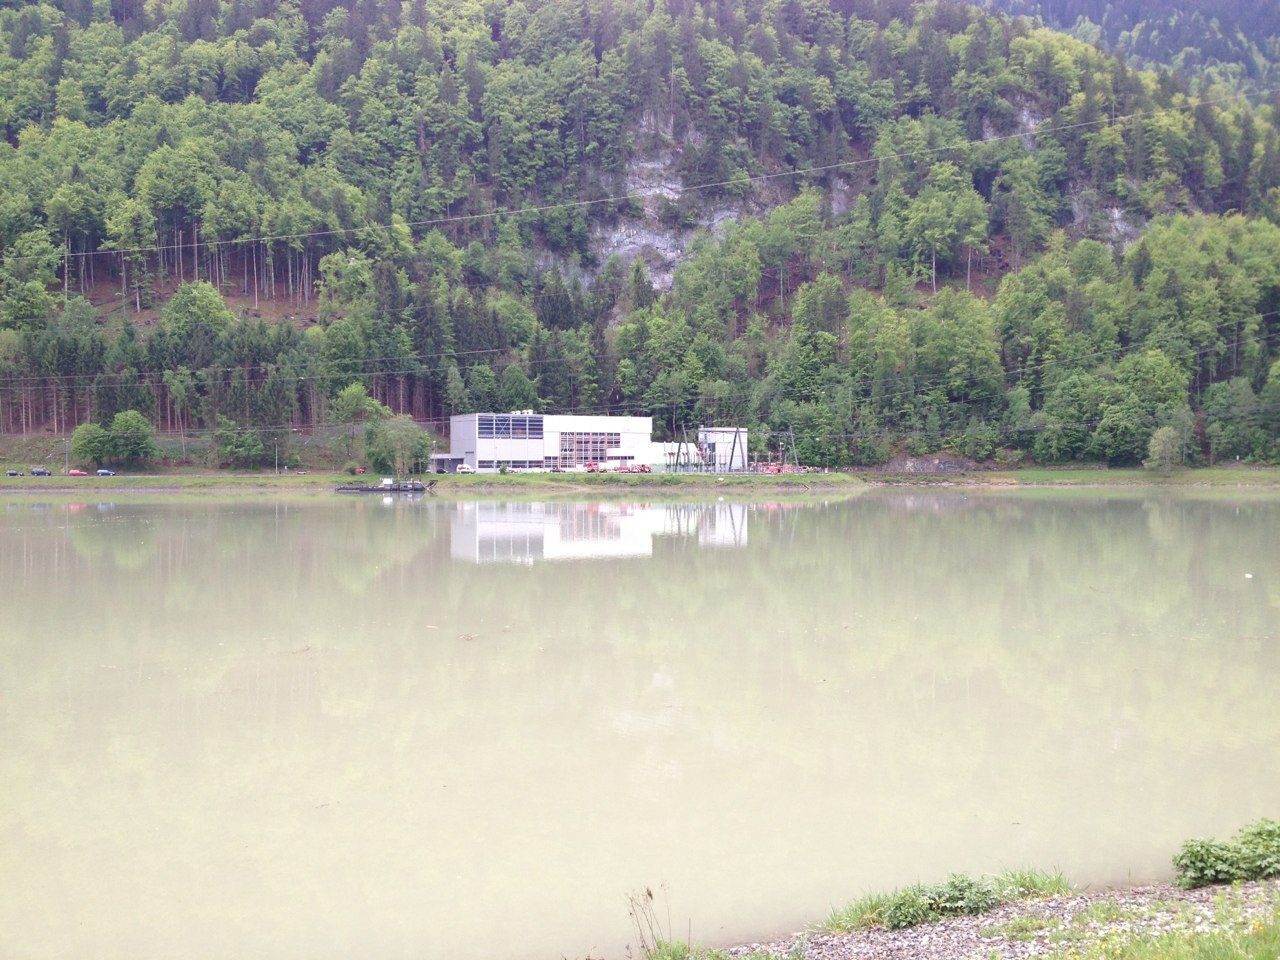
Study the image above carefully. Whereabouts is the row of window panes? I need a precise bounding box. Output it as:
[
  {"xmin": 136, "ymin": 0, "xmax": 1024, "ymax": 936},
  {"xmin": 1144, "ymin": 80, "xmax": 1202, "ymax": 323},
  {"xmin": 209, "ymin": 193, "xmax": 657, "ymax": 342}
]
[
  {"xmin": 478, "ymin": 415, "xmax": 544, "ymax": 439},
  {"xmin": 559, "ymin": 432, "xmax": 621, "ymax": 464},
  {"xmin": 476, "ymin": 460, "xmax": 544, "ymax": 469},
  {"xmin": 473, "ymin": 457, "xmax": 643, "ymax": 470}
]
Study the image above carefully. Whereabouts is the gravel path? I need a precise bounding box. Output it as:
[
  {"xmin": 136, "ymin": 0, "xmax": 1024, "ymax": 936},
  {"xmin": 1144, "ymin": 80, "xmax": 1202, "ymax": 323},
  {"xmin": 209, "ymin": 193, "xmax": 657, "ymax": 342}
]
[{"xmin": 725, "ymin": 880, "xmax": 1280, "ymax": 960}]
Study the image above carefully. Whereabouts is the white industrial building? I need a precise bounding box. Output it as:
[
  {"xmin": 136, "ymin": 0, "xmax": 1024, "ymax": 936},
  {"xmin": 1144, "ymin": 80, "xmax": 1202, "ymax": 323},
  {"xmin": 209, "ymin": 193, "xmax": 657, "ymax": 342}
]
[{"xmin": 433, "ymin": 412, "xmax": 747, "ymax": 473}]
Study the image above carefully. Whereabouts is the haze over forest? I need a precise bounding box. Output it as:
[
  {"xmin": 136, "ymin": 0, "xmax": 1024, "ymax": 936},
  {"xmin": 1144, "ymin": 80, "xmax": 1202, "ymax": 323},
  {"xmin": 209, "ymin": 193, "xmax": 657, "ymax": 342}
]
[{"xmin": 2, "ymin": 0, "xmax": 1280, "ymax": 465}]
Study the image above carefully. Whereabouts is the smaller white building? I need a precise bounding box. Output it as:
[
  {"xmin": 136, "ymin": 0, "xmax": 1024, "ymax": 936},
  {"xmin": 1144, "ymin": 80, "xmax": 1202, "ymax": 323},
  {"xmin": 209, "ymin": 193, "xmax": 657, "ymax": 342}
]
[
  {"xmin": 697, "ymin": 427, "xmax": 748, "ymax": 471},
  {"xmin": 654, "ymin": 428, "xmax": 749, "ymax": 471}
]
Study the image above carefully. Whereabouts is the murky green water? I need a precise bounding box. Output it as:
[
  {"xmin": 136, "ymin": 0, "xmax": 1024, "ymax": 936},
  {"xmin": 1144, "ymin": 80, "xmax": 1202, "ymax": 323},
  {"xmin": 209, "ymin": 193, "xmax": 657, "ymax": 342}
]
[{"xmin": 2, "ymin": 493, "xmax": 1278, "ymax": 960}]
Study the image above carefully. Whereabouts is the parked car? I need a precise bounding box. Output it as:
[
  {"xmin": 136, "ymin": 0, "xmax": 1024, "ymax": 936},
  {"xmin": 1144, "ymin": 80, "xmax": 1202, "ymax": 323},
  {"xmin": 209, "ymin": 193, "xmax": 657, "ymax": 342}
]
[
  {"xmin": 30, "ymin": 467, "xmax": 50, "ymax": 476},
  {"xmin": 353, "ymin": 466, "xmax": 367, "ymax": 475},
  {"xmin": 455, "ymin": 463, "xmax": 476, "ymax": 474},
  {"xmin": 96, "ymin": 469, "xmax": 116, "ymax": 477},
  {"xmin": 5, "ymin": 469, "xmax": 22, "ymax": 477},
  {"xmin": 68, "ymin": 469, "xmax": 88, "ymax": 477}
]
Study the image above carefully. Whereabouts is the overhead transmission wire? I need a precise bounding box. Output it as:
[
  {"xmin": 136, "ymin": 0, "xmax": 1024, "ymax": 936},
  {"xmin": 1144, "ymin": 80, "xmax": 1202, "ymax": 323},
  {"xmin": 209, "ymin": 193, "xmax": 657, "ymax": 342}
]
[
  {"xmin": 4, "ymin": 78, "xmax": 1269, "ymax": 403},
  {"xmin": 16, "ymin": 325, "xmax": 1271, "ymax": 444},
  {"xmin": 6, "ymin": 82, "xmax": 1278, "ymax": 266},
  {"xmin": 3, "ymin": 81, "xmax": 1277, "ymax": 440},
  {"xmin": 519, "ymin": 319, "xmax": 1280, "ymax": 420},
  {"xmin": 47, "ymin": 394, "xmax": 1280, "ymax": 445},
  {"xmin": 8, "ymin": 309, "xmax": 1277, "ymax": 401},
  {"xmin": 2, "ymin": 78, "xmax": 1273, "ymax": 365}
]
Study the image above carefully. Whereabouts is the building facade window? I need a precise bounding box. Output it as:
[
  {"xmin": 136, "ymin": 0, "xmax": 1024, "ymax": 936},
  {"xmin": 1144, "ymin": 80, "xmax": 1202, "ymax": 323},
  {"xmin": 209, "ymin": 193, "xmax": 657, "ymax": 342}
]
[
  {"xmin": 478, "ymin": 415, "xmax": 544, "ymax": 439},
  {"xmin": 479, "ymin": 459, "xmax": 543, "ymax": 470},
  {"xmin": 558, "ymin": 432, "xmax": 621, "ymax": 464}
]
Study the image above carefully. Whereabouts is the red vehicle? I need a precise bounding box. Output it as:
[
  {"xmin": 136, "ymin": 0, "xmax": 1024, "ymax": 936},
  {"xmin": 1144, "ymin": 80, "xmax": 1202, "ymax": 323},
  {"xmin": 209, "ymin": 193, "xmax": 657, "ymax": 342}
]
[
  {"xmin": 353, "ymin": 466, "xmax": 367, "ymax": 475},
  {"xmin": 68, "ymin": 469, "xmax": 88, "ymax": 477}
]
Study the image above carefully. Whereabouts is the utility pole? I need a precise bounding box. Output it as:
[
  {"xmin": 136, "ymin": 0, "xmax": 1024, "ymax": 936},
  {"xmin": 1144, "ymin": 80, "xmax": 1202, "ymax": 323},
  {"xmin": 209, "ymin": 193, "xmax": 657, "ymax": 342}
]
[
  {"xmin": 64, "ymin": 438, "xmax": 69, "ymax": 475},
  {"xmin": 726, "ymin": 427, "xmax": 741, "ymax": 473}
]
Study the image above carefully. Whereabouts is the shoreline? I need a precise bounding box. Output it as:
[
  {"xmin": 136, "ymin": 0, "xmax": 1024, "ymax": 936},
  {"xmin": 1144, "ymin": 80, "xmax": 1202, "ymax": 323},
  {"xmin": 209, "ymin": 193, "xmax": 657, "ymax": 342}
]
[
  {"xmin": 720, "ymin": 879, "xmax": 1280, "ymax": 960},
  {"xmin": 1, "ymin": 465, "xmax": 1279, "ymax": 496}
]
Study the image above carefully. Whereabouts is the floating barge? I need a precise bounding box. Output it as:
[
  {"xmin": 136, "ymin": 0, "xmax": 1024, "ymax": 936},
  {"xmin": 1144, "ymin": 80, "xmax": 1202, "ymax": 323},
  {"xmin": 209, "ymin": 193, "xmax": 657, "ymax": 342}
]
[{"xmin": 335, "ymin": 478, "xmax": 435, "ymax": 494}]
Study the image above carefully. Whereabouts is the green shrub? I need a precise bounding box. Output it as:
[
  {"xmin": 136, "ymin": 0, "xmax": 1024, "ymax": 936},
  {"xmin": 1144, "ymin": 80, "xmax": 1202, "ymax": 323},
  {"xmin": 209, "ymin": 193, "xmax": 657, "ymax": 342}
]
[
  {"xmin": 880, "ymin": 886, "xmax": 935, "ymax": 929},
  {"xmin": 1174, "ymin": 838, "xmax": 1248, "ymax": 888},
  {"xmin": 71, "ymin": 421, "xmax": 112, "ymax": 467},
  {"xmin": 1236, "ymin": 819, "xmax": 1280, "ymax": 879},
  {"xmin": 1173, "ymin": 819, "xmax": 1280, "ymax": 888},
  {"xmin": 108, "ymin": 410, "xmax": 160, "ymax": 466},
  {"xmin": 930, "ymin": 873, "xmax": 999, "ymax": 916}
]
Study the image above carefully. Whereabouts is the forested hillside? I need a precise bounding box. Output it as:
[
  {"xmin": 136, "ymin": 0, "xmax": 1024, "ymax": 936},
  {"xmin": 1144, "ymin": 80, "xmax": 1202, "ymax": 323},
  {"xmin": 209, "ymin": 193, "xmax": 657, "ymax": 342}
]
[
  {"xmin": 2, "ymin": 0, "xmax": 1280, "ymax": 466},
  {"xmin": 986, "ymin": 0, "xmax": 1280, "ymax": 92}
]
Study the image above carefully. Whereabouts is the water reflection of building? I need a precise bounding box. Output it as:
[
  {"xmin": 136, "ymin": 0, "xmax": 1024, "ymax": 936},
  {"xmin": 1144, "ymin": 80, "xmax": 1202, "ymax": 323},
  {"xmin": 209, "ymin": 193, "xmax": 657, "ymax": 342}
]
[{"xmin": 450, "ymin": 502, "xmax": 749, "ymax": 564}]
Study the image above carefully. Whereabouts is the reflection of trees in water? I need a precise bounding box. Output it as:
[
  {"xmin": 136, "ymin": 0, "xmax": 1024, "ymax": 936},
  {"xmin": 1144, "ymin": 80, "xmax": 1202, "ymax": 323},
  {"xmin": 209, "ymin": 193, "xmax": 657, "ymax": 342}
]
[
  {"xmin": 4, "ymin": 495, "xmax": 1280, "ymax": 955},
  {"xmin": 2, "ymin": 496, "xmax": 1280, "ymax": 819},
  {"xmin": 876, "ymin": 492, "xmax": 987, "ymax": 515},
  {"xmin": 68, "ymin": 515, "xmax": 158, "ymax": 572}
]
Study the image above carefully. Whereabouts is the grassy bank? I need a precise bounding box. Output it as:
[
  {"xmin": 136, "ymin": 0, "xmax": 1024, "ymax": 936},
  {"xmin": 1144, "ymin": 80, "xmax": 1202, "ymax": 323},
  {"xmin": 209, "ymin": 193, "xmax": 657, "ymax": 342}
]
[
  {"xmin": 970, "ymin": 467, "xmax": 1280, "ymax": 487},
  {"xmin": 637, "ymin": 883, "xmax": 1280, "ymax": 960},
  {"xmin": 1073, "ymin": 916, "xmax": 1280, "ymax": 960},
  {"xmin": 4, "ymin": 463, "xmax": 1280, "ymax": 496},
  {"xmin": 704, "ymin": 880, "xmax": 1279, "ymax": 960},
  {"xmin": 0, "ymin": 468, "xmax": 867, "ymax": 496},
  {"xmin": 648, "ymin": 820, "xmax": 1280, "ymax": 960}
]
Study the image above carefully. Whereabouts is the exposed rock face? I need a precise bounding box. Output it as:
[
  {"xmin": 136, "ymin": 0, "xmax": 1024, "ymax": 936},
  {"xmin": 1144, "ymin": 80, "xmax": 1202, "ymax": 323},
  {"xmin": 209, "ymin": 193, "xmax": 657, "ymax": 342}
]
[
  {"xmin": 589, "ymin": 144, "xmax": 757, "ymax": 290},
  {"xmin": 1105, "ymin": 204, "xmax": 1143, "ymax": 247},
  {"xmin": 983, "ymin": 103, "xmax": 1046, "ymax": 147},
  {"xmin": 1069, "ymin": 190, "xmax": 1145, "ymax": 248}
]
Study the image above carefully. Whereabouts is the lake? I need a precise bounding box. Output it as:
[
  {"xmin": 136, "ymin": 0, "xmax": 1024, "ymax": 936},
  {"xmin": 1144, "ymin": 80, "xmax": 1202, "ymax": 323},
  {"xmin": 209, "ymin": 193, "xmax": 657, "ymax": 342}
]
[{"xmin": 2, "ymin": 492, "xmax": 1277, "ymax": 960}]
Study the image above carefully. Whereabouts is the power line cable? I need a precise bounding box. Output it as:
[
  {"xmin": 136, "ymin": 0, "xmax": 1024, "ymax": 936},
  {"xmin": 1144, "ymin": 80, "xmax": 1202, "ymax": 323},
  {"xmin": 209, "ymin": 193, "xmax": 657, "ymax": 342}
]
[{"xmin": 5, "ymin": 83, "xmax": 1277, "ymax": 264}]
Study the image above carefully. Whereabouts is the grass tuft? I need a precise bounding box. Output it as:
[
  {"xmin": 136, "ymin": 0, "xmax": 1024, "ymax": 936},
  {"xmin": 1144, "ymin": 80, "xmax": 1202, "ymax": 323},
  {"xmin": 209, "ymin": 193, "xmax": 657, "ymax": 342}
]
[
  {"xmin": 825, "ymin": 891, "xmax": 896, "ymax": 932},
  {"xmin": 825, "ymin": 868, "xmax": 1072, "ymax": 933},
  {"xmin": 993, "ymin": 867, "xmax": 1071, "ymax": 900},
  {"xmin": 1063, "ymin": 911, "xmax": 1280, "ymax": 959},
  {"xmin": 1074, "ymin": 901, "xmax": 1130, "ymax": 926},
  {"xmin": 979, "ymin": 914, "xmax": 1061, "ymax": 942}
]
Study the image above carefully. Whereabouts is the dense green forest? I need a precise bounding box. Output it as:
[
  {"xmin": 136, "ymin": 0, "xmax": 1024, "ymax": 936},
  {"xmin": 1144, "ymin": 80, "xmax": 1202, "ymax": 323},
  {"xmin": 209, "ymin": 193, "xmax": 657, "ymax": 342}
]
[
  {"xmin": 986, "ymin": 0, "xmax": 1280, "ymax": 93},
  {"xmin": 2, "ymin": 0, "xmax": 1280, "ymax": 466}
]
